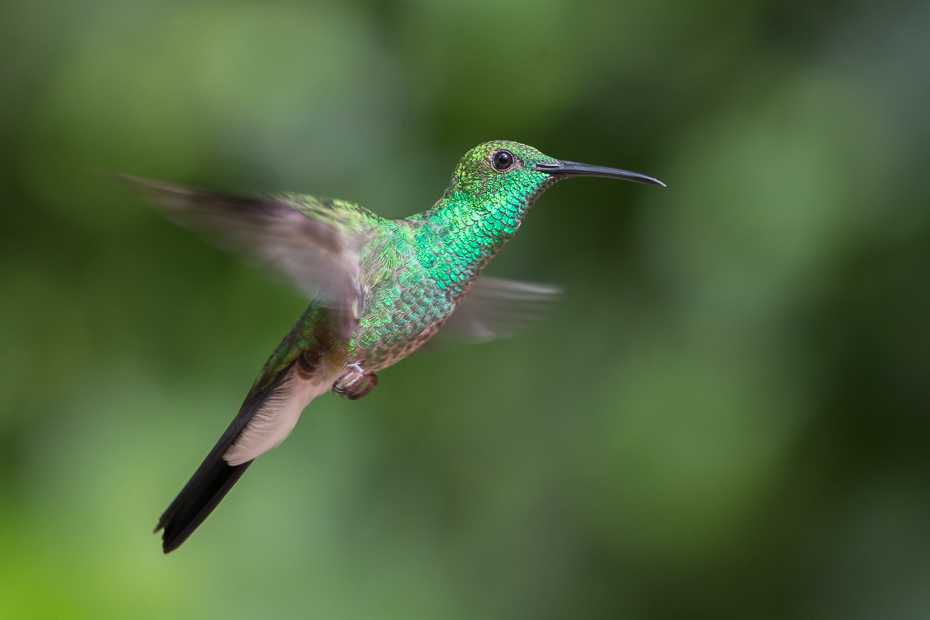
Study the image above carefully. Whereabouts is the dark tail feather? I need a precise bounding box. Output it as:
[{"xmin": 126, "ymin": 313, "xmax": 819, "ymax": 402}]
[
  {"xmin": 156, "ymin": 460, "xmax": 253, "ymax": 553},
  {"xmin": 155, "ymin": 366, "xmax": 290, "ymax": 553}
]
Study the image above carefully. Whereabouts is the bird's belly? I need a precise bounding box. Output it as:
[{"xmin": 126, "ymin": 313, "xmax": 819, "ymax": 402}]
[
  {"xmin": 347, "ymin": 293, "xmax": 456, "ymax": 372},
  {"xmin": 349, "ymin": 320, "xmax": 447, "ymax": 372}
]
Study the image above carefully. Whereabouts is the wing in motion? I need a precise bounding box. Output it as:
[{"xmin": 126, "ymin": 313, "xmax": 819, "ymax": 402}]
[
  {"xmin": 121, "ymin": 175, "xmax": 374, "ymax": 339},
  {"xmin": 430, "ymin": 276, "xmax": 561, "ymax": 346}
]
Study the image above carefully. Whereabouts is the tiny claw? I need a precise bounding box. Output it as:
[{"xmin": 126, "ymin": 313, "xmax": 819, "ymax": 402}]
[{"xmin": 333, "ymin": 365, "xmax": 379, "ymax": 400}]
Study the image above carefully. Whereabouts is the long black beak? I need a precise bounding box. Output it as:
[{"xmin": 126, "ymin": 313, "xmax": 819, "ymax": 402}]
[{"xmin": 535, "ymin": 160, "xmax": 665, "ymax": 187}]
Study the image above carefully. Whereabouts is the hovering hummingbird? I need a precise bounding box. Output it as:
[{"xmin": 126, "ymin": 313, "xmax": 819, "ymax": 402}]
[{"xmin": 127, "ymin": 140, "xmax": 663, "ymax": 553}]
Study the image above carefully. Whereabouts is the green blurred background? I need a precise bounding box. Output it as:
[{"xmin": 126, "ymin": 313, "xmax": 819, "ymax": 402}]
[{"xmin": 2, "ymin": 0, "xmax": 930, "ymax": 618}]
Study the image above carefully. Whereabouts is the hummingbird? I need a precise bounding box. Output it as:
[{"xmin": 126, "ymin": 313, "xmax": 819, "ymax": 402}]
[{"xmin": 126, "ymin": 140, "xmax": 663, "ymax": 553}]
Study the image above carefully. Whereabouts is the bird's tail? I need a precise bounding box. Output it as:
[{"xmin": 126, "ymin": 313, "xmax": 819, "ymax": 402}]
[{"xmin": 156, "ymin": 336, "xmax": 335, "ymax": 553}]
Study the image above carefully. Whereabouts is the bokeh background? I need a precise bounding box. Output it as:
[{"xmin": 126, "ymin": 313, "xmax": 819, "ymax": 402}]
[{"xmin": 2, "ymin": 0, "xmax": 930, "ymax": 618}]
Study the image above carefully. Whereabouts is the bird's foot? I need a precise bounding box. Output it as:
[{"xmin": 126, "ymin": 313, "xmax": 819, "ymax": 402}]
[{"xmin": 332, "ymin": 365, "xmax": 378, "ymax": 400}]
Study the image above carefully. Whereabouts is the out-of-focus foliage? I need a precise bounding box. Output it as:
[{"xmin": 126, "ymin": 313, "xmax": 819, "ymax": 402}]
[{"xmin": 2, "ymin": 0, "xmax": 930, "ymax": 618}]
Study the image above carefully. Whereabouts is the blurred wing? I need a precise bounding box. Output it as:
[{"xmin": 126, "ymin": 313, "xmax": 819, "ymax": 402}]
[
  {"xmin": 123, "ymin": 176, "xmax": 373, "ymax": 339},
  {"xmin": 431, "ymin": 276, "xmax": 561, "ymax": 345}
]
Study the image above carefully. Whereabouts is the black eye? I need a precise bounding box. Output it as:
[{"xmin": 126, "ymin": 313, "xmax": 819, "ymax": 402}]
[{"xmin": 491, "ymin": 149, "xmax": 515, "ymax": 172}]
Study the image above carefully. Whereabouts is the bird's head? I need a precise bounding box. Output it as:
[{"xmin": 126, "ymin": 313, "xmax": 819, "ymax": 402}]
[{"xmin": 445, "ymin": 140, "xmax": 664, "ymax": 227}]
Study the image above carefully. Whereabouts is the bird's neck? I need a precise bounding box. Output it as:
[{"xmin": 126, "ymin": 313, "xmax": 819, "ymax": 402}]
[{"xmin": 407, "ymin": 187, "xmax": 550, "ymax": 296}]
